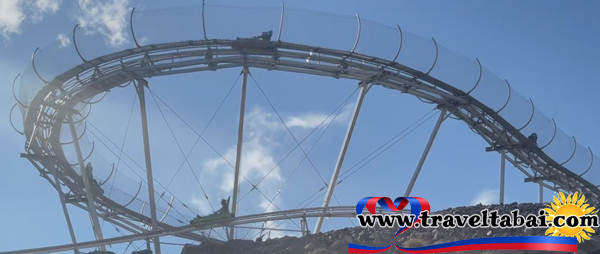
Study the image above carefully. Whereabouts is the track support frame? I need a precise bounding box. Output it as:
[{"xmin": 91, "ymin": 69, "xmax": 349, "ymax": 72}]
[
  {"xmin": 136, "ymin": 79, "xmax": 161, "ymax": 254},
  {"xmin": 230, "ymin": 65, "xmax": 250, "ymax": 240},
  {"xmin": 314, "ymin": 81, "xmax": 372, "ymax": 234},
  {"xmin": 500, "ymin": 150, "xmax": 506, "ymax": 205},
  {"xmin": 49, "ymin": 168, "xmax": 79, "ymax": 254},
  {"xmin": 67, "ymin": 114, "xmax": 105, "ymax": 250},
  {"xmin": 539, "ymin": 181, "xmax": 544, "ymax": 203},
  {"xmin": 403, "ymin": 108, "xmax": 447, "ymax": 197}
]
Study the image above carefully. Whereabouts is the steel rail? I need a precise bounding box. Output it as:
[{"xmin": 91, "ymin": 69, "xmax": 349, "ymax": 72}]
[
  {"xmin": 17, "ymin": 40, "xmax": 600, "ymax": 250},
  {"xmin": 1, "ymin": 206, "xmax": 403, "ymax": 254}
]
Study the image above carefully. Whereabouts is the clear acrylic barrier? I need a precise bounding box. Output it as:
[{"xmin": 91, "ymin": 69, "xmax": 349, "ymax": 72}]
[
  {"xmin": 395, "ymin": 31, "xmax": 437, "ymax": 73},
  {"xmin": 133, "ymin": 6, "xmax": 204, "ymax": 45},
  {"xmin": 61, "ymin": 122, "xmax": 90, "ymax": 164},
  {"xmin": 74, "ymin": 26, "xmax": 132, "ymax": 62},
  {"xmin": 204, "ymin": 4, "xmax": 281, "ymax": 40},
  {"xmin": 281, "ymin": 8, "xmax": 357, "ymax": 51},
  {"xmin": 519, "ymin": 108, "xmax": 555, "ymax": 149},
  {"xmin": 542, "ymin": 129, "xmax": 576, "ymax": 165},
  {"xmin": 61, "ymin": 120, "xmax": 195, "ymax": 225},
  {"xmin": 582, "ymin": 161, "xmax": 600, "ymax": 188},
  {"xmin": 14, "ymin": 4, "xmax": 600, "ymax": 223},
  {"xmin": 18, "ymin": 39, "xmax": 80, "ymax": 119},
  {"xmin": 88, "ymin": 154, "xmax": 194, "ymax": 225},
  {"xmin": 18, "ymin": 63, "xmax": 42, "ymax": 114},
  {"xmin": 469, "ymin": 66, "xmax": 510, "ymax": 112},
  {"xmin": 498, "ymin": 89, "xmax": 533, "ymax": 130},
  {"xmin": 354, "ymin": 19, "xmax": 400, "ymax": 61},
  {"xmin": 32, "ymin": 40, "xmax": 81, "ymax": 85},
  {"xmin": 563, "ymin": 143, "xmax": 593, "ymax": 175},
  {"xmin": 103, "ymin": 177, "xmax": 192, "ymax": 226},
  {"xmin": 428, "ymin": 44, "xmax": 481, "ymax": 93}
]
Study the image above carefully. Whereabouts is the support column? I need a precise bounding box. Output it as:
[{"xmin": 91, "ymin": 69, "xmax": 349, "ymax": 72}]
[
  {"xmin": 51, "ymin": 170, "xmax": 79, "ymax": 254},
  {"xmin": 314, "ymin": 81, "xmax": 372, "ymax": 234},
  {"xmin": 136, "ymin": 79, "xmax": 161, "ymax": 254},
  {"xmin": 230, "ymin": 66, "xmax": 249, "ymax": 240},
  {"xmin": 538, "ymin": 181, "xmax": 544, "ymax": 203},
  {"xmin": 500, "ymin": 150, "xmax": 506, "ymax": 205},
  {"xmin": 67, "ymin": 114, "xmax": 105, "ymax": 250},
  {"xmin": 403, "ymin": 108, "xmax": 447, "ymax": 197}
]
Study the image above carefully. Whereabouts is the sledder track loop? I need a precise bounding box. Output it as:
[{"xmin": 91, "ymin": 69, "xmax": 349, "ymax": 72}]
[
  {"xmin": 12, "ymin": 3, "xmax": 600, "ymax": 253},
  {"xmin": 21, "ymin": 39, "xmax": 600, "ymax": 236}
]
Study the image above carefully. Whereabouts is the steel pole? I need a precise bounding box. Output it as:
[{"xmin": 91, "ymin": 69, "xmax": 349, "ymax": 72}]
[
  {"xmin": 539, "ymin": 181, "xmax": 544, "ymax": 203},
  {"xmin": 403, "ymin": 108, "xmax": 447, "ymax": 197},
  {"xmin": 136, "ymin": 79, "xmax": 161, "ymax": 254},
  {"xmin": 50, "ymin": 171, "xmax": 79, "ymax": 254},
  {"xmin": 3, "ymin": 206, "xmax": 406, "ymax": 254},
  {"xmin": 230, "ymin": 66, "xmax": 249, "ymax": 240},
  {"xmin": 500, "ymin": 150, "xmax": 506, "ymax": 205},
  {"xmin": 67, "ymin": 114, "xmax": 105, "ymax": 250},
  {"xmin": 314, "ymin": 81, "xmax": 371, "ymax": 234}
]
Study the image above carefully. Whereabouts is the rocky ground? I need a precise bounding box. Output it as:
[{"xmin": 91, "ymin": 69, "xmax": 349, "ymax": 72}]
[{"xmin": 179, "ymin": 202, "xmax": 600, "ymax": 254}]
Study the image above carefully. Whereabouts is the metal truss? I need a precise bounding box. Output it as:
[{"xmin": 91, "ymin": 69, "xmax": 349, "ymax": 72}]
[
  {"xmin": 3, "ymin": 206, "xmax": 402, "ymax": 254},
  {"xmin": 16, "ymin": 38, "xmax": 600, "ymax": 253}
]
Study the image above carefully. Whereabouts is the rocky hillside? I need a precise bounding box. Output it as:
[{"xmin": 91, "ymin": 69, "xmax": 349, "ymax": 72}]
[{"xmin": 181, "ymin": 202, "xmax": 600, "ymax": 254}]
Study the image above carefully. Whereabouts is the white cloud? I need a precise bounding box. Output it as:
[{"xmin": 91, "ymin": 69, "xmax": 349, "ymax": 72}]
[
  {"xmin": 471, "ymin": 190, "xmax": 498, "ymax": 205},
  {"xmin": 30, "ymin": 0, "xmax": 61, "ymax": 22},
  {"xmin": 190, "ymin": 194, "xmax": 213, "ymax": 216},
  {"xmin": 0, "ymin": 0, "xmax": 61, "ymax": 41},
  {"xmin": 285, "ymin": 103, "xmax": 354, "ymax": 129},
  {"xmin": 0, "ymin": 0, "xmax": 131, "ymax": 45},
  {"xmin": 0, "ymin": 0, "xmax": 25, "ymax": 39},
  {"xmin": 190, "ymin": 105, "xmax": 350, "ymax": 239},
  {"xmin": 57, "ymin": 33, "xmax": 69, "ymax": 47},
  {"xmin": 75, "ymin": 0, "xmax": 130, "ymax": 46},
  {"xmin": 200, "ymin": 107, "xmax": 284, "ymax": 211}
]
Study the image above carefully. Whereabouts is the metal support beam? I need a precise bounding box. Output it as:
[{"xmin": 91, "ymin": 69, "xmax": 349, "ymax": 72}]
[
  {"xmin": 303, "ymin": 216, "xmax": 309, "ymax": 236},
  {"xmin": 230, "ymin": 66, "xmax": 249, "ymax": 240},
  {"xmin": 539, "ymin": 181, "xmax": 544, "ymax": 203},
  {"xmin": 70, "ymin": 202, "xmax": 146, "ymax": 235},
  {"xmin": 314, "ymin": 81, "xmax": 372, "ymax": 234},
  {"xmin": 404, "ymin": 108, "xmax": 447, "ymax": 197},
  {"xmin": 67, "ymin": 114, "xmax": 105, "ymax": 250},
  {"xmin": 50, "ymin": 170, "xmax": 79, "ymax": 254},
  {"xmin": 500, "ymin": 150, "xmax": 506, "ymax": 205},
  {"xmin": 3, "ymin": 206, "xmax": 404, "ymax": 254},
  {"xmin": 136, "ymin": 79, "xmax": 161, "ymax": 254}
]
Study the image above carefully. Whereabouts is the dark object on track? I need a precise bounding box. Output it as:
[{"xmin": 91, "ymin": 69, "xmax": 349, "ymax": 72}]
[
  {"xmin": 190, "ymin": 211, "xmax": 232, "ymax": 225},
  {"xmin": 237, "ymin": 30, "xmax": 273, "ymax": 41},
  {"xmin": 528, "ymin": 133, "xmax": 538, "ymax": 147},
  {"xmin": 190, "ymin": 198, "xmax": 232, "ymax": 225}
]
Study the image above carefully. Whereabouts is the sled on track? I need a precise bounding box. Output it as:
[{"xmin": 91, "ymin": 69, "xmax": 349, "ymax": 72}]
[
  {"xmin": 231, "ymin": 30, "xmax": 277, "ymax": 51},
  {"xmin": 190, "ymin": 211, "xmax": 232, "ymax": 225}
]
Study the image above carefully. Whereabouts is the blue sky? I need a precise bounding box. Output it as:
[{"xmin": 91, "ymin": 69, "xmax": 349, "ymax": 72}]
[{"xmin": 0, "ymin": 0, "xmax": 599, "ymax": 253}]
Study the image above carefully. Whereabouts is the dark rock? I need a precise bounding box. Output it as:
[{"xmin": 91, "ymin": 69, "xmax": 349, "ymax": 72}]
[
  {"xmin": 180, "ymin": 203, "xmax": 600, "ymax": 254},
  {"xmin": 310, "ymin": 248, "xmax": 335, "ymax": 254}
]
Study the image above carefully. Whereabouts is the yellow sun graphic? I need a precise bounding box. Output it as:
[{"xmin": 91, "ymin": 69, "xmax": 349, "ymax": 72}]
[{"xmin": 544, "ymin": 191, "xmax": 597, "ymax": 243}]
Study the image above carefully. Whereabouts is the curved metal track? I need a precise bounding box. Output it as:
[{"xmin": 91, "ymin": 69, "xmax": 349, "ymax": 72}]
[
  {"xmin": 1, "ymin": 206, "xmax": 402, "ymax": 254},
  {"xmin": 17, "ymin": 39, "xmax": 600, "ymax": 251}
]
